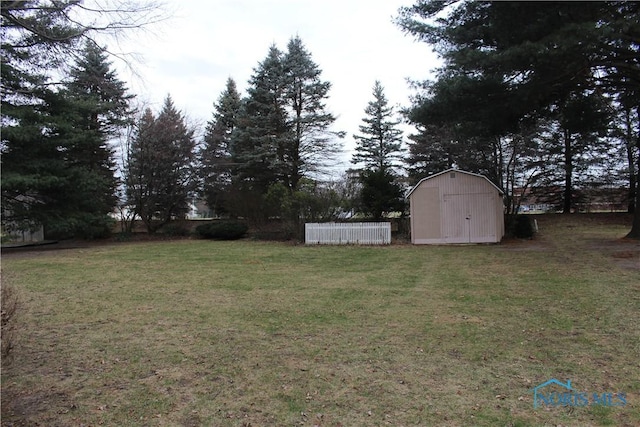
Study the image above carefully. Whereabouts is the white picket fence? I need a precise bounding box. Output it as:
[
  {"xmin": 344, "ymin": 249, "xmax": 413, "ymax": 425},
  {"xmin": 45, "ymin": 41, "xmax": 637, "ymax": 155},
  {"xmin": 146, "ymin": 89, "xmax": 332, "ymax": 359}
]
[{"xmin": 305, "ymin": 222, "xmax": 391, "ymax": 245}]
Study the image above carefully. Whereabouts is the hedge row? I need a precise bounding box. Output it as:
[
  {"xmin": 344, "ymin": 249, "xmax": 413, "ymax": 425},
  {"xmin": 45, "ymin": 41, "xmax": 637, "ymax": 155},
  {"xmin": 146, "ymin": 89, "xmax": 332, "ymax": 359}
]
[{"xmin": 195, "ymin": 221, "xmax": 248, "ymax": 240}]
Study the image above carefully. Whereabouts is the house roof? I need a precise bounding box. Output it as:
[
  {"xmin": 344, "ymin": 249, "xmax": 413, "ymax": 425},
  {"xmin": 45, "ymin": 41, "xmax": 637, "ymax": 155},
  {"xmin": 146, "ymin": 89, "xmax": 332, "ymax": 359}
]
[{"xmin": 407, "ymin": 168, "xmax": 504, "ymax": 198}]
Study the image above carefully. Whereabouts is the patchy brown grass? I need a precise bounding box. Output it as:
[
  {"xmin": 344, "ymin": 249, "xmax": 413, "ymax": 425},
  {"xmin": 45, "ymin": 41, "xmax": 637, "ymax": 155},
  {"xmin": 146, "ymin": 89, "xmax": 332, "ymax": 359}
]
[{"xmin": 1, "ymin": 213, "xmax": 639, "ymax": 426}]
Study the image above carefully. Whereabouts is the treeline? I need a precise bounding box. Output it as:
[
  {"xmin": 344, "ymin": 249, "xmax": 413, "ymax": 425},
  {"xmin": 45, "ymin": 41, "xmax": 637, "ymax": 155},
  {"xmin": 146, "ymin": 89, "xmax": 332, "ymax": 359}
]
[
  {"xmin": 2, "ymin": 1, "xmax": 639, "ymax": 239},
  {"xmin": 1, "ymin": 1, "xmax": 407, "ymax": 238},
  {"xmin": 123, "ymin": 38, "xmax": 407, "ymax": 235}
]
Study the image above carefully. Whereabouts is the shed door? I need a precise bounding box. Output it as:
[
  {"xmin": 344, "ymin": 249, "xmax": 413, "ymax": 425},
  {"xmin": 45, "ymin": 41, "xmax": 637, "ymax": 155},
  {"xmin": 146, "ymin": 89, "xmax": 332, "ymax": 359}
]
[
  {"xmin": 442, "ymin": 194, "xmax": 469, "ymax": 243},
  {"xmin": 442, "ymin": 194, "xmax": 497, "ymax": 243}
]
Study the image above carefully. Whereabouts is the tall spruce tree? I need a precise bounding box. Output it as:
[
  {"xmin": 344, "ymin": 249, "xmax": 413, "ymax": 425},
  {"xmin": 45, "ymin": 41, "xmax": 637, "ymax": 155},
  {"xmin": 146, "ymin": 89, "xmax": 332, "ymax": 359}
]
[
  {"xmin": 1, "ymin": 1, "xmax": 86, "ymax": 236},
  {"xmin": 2, "ymin": 37, "xmax": 133, "ymax": 238},
  {"xmin": 66, "ymin": 42, "xmax": 134, "ymax": 134},
  {"xmin": 227, "ymin": 45, "xmax": 287, "ymax": 220},
  {"xmin": 201, "ymin": 77, "xmax": 242, "ymax": 216},
  {"xmin": 126, "ymin": 108, "xmax": 157, "ymax": 229},
  {"xmin": 1, "ymin": 86, "xmax": 70, "ymax": 234},
  {"xmin": 351, "ymin": 81, "xmax": 404, "ymax": 172},
  {"xmin": 281, "ymin": 36, "xmax": 342, "ymax": 192},
  {"xmin": 351, "ymin": 81, "xmax": 406, "ymax": 220},
  {"xmin": 231, "ymin": 45, "xmax": 287, "ymax": 193},
  {"xmin": 126, "ymin": 96, "xmax": 197, "ymax": 233},
  {"xmin": 60, "ymin": 41, "xmax": 133, "ymax": 235}
]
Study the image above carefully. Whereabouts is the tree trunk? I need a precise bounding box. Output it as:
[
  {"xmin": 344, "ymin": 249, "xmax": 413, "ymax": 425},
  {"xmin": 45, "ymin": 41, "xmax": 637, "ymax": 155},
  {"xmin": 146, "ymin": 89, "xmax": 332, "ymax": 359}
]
[
  {"xmin": 624, "ymin": 107, "xmax": 636, "ymax": 213},
  {"xmin": 627, "ymin": 209, "xmax": 640, "ymax": 239},
  {"xmin": 625, "ymin": 108, "xmax": 640, "ymax": 239},
  {"xmin": 628, "ymin": 154, "xmax": 637, "ymax": 214},
  {"xmin": 563, "ymin": 130, "xmax": 573, "ymax": 214}
]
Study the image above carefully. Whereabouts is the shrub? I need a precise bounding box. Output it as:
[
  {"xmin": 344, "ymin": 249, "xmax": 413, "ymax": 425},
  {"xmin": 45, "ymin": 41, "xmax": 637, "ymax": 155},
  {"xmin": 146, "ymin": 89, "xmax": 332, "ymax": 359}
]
[
  {"xmin": 195, "ymin": 220, "xmax": 248, "ymax": 240},
  {"xmin": 505, "ymin": 214, "xmax": 538, "ymax": 239},
  {"xmin": 160, "ymin": 222, "xmax": 191, "ymax": 237}
]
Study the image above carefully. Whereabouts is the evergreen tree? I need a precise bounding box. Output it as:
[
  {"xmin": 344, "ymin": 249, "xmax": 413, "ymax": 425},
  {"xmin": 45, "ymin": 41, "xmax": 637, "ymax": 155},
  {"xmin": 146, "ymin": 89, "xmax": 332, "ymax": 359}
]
[
  {"xmin": 402, "ymin": 73, "xmax": 525, "ymax": 186},
  {"xmin": 351, "ymin": 81, "xmax": 404, "ymax": 172},
  {"xmin": 281, "ymin": 36, "xmax": 342, "ymax": 192},
  {"xmin": 2, "ymin": 38, "xmax": 133, "ymax": 237},
  {"xmin": 65, "ymin": 41, "xmax": 133, "ymax": 135},
  {"xmin": 231, "ymin": 45, "xmax": 287, "ymax": 194},
  {"xmin": 226, "ymin": 46, "xmax": 287, "ymax": 221},
  {"xmin": 611, "ymin": 98, "xmax": 640, "ymax": 213},
  {"xmin": 405, "ymin": 124, "xmax": 458, "ymax": 183},
  {"xmin": 555, "ymin": 91, "xmax": 611, "ymax": 213},
  {"xmin": 126, "ymin": 108, "xmax": 157, "ymax": 229},
  {"xmin": 1, "ymin": 87, "xmax": 69, "ymax": 234},
  {"xmin": 126, "ymin": 96, "xmax": 197, "ymax": 233},
  {"xmin": 201, "ymin": 77, "xmax": 242, "ymax": 216},
  {"xmin": 1, "ymin": 1, "xmax": 87, "ymax": 235},
  {"xmin": 60, "ymin": 41, "xmax": 133, "ymax": 235},
  {"xmin": 358, "ymin": 169, "xmax": 406, "ymax": 220}
]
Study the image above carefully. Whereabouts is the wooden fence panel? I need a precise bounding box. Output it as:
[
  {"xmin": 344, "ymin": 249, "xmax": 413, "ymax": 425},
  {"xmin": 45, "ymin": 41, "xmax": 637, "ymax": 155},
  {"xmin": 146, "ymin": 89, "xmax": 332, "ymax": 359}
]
[{"xmin": 305, "ymin": 222, "xmax": 391, "ymax": 245}]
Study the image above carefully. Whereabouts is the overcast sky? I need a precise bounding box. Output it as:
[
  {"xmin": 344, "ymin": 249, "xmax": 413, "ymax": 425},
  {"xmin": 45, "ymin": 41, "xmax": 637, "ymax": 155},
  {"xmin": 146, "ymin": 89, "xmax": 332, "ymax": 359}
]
[{"xmin": 113, "ymin": 0, "xmax": 440, "ymax": 173}]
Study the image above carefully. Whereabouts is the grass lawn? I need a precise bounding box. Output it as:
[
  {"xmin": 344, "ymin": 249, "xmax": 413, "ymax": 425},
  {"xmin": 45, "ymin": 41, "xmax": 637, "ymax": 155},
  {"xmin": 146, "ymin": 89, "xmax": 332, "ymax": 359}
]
[{"xmin": 1, "ymin": 214, "xmax": 639, "ymax": 426}]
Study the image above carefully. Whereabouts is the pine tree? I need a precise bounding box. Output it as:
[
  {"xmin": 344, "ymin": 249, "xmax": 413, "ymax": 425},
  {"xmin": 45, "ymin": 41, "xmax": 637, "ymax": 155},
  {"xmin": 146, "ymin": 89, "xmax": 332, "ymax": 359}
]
[
  {"xmin": 1, "ymin": 87, "xmax": 69, "ymax": 233},
  {"xmin": 358, "ymin": 169, "xmax": 406, "ymax": 220},
  {"xmin": 61, "ymin": 41, "xmax": 133, "ymax": 235},
  {"xmin": 281, "ymin": 36, "xmax": 342, "ymax": 191},
  {"xmin": 201, "ymin": 78, "xmax": 242, "ymax": 216},
  {"xmin": 231, "ymin": 45, "xmax": 287, "ymax": 193},
  {"xmin": 66, "ymin": 41, "xmax": 134, "ymax": 135},
  {"xmin": 1, "ymin": 1, "xmax": 85, "ymax": 236},
  {"xmin": 126, "ymin": 108, "xmax": 157, "ymax": 229},
  {"xmin": 351, "ymin": 81, "xmax": 404, "ymax": 172},
  {"xmin": 405, "ymin": 124, "xmax": 458, "ymax": 183},
  {"xmin": 2, "ymin": 41, "xmax": 133, "ymax": 238},
  {"xmin": 126, "ymin": 96, "xmax": 197, "ymax": 233}
]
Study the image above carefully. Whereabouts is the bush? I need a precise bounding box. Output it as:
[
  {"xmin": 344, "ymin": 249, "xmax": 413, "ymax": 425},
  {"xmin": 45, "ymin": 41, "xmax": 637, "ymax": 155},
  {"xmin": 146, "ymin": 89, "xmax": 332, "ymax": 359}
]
[
  {"xmin": 195, "ymin": 220, "xmax": 248, "ymax": 240},
  {"xmin": 160, "ymin": 222, "xmax": 191, "ymax": 237},
  {"xmin": 506, "ymin": 215, "xmax": 536, "ymax": 239}
]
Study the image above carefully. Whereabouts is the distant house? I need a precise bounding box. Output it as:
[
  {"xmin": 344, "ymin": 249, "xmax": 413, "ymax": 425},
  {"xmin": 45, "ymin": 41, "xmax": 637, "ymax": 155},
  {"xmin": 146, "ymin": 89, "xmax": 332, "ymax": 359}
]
[
  {"xmin": 513, "ymin": 186, "xmax": 628, "ymax": 213},
  {"xmin": 408, "ymin": 169, "xmax": 505, "ymax": 244}
]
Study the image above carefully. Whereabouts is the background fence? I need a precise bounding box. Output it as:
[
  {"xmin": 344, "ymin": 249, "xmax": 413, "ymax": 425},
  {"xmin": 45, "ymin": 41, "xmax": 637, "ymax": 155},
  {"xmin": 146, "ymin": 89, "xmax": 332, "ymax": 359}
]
[{"xmin": 305, "ymin": 222, "xmax": 391, "ymax": 245}]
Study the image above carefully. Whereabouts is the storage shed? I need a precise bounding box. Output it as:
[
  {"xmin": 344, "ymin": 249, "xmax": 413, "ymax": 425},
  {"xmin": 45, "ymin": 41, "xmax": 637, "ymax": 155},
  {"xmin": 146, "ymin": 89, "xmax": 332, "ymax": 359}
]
[{"xmin": 408, "ymin": 169, "xmax": 505, "ymax": 244}]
